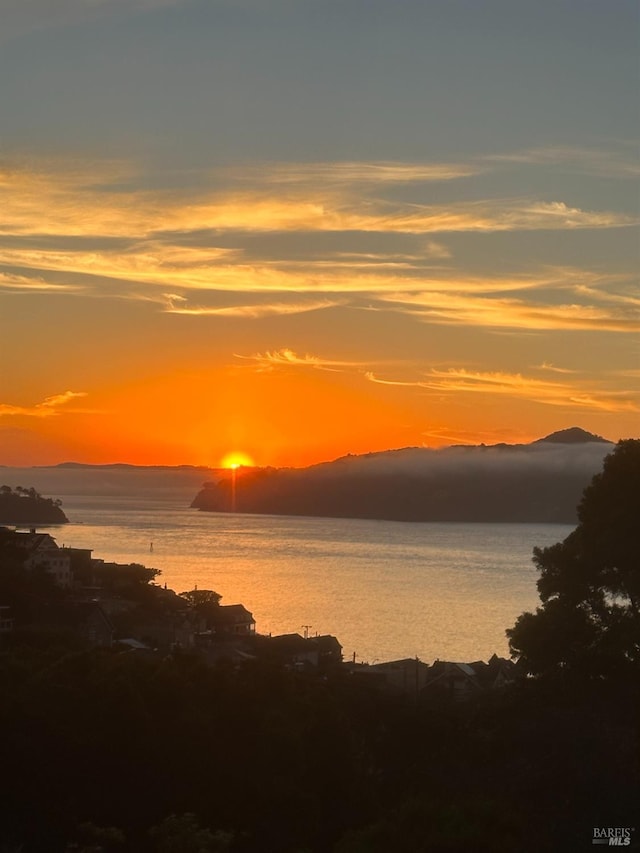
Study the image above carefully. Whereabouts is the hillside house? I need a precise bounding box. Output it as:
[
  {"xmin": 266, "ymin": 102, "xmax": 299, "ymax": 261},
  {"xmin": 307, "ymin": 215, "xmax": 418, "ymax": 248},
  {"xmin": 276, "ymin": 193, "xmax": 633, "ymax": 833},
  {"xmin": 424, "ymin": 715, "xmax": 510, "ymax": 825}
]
[
  {"xmin": 259, "ymin": 633, "xmax": 342, "ymax": 670},
  {"xmin": 70, "ymin": 602, "xmax": 114, "ymax": 648},
  {"xmin": 468, "ymin": 654, "xmax": 518, "ymax": 689},
  {"xmin": 368, "ymin": 657, "xmax": 431, "ymax": 695},
  {"xmin": 422, "ymin": 656, "xmax": 518, "ymax": 700},
  {"xmin": 212, "ymin": 604, "xmax": 256, "ymax": 636},
  {"xmin": 12, "ymin": 530, "xmax": 72, "ymax": 588}
]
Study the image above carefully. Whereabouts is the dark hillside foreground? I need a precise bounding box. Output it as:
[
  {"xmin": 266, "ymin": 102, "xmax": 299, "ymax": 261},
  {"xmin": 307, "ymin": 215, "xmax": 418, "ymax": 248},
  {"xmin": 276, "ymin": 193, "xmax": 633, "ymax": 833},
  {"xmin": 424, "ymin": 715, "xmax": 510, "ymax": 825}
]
[{"xmin": 0, "ymin": 650, "xmax": 637, "ymax": 852}]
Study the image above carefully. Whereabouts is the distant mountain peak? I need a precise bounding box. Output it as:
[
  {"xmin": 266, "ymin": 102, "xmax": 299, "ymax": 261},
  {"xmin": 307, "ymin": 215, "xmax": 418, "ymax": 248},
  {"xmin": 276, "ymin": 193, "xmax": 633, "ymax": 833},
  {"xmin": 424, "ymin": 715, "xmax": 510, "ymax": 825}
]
[{"xmin": 534, "ymin": 427, "xmax": 611, "ymax": 445}]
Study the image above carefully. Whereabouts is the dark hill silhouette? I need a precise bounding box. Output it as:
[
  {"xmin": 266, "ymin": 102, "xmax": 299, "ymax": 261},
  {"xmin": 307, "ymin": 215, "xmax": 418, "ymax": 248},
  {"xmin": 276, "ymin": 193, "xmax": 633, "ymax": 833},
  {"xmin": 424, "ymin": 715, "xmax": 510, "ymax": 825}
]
[
  {"xmin": 192, "ymin": 429, "xmax": 616, "ymax": 524},
  {"xmin": 534, "ymin": 426, "xmax": 609, "ymax": 444},
  {"xmin": 0, "ymin": 486, "xmax": 68, "ymax": 524}
]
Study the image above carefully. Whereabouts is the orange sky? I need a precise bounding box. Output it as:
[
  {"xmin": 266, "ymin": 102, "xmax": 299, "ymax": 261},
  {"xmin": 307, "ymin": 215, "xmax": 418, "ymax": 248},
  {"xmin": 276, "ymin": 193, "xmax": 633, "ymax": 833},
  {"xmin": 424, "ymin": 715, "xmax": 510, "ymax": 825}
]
[{"xmin": 2, "ymin": 345, "xmax": 637, "ymax": 468}]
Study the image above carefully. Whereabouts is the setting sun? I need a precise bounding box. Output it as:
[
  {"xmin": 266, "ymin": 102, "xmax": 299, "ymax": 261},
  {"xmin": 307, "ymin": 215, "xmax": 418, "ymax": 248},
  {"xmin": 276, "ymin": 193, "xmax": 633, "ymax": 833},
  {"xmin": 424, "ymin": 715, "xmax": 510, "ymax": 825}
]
[{"xmin": 221, "ymin": 451, "xmax": 255, "ymax": 469}]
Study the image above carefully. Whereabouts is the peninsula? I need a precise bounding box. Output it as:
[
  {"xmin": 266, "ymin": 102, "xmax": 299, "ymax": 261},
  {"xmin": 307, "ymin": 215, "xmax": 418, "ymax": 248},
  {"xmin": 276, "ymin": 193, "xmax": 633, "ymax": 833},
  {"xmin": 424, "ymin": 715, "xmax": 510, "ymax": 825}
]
[
  {"xmin": 0, "ymin": 485, "xmax": 68, "ymax": 525},
  {"xmin": 191, "ymin": 428, "xmax": 613, "ymax": 524}
]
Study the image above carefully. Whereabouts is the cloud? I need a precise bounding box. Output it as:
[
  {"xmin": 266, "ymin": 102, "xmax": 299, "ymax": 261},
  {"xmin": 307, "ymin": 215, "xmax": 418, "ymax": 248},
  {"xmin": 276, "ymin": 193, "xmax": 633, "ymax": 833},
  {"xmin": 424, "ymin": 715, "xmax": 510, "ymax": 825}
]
[
  {"xmin": 336, "ymin": 199, "xmax": 635, "ymax": 234},
  {"xmin": 1, "ymin": 158, "xmax": 636, "ymax": 340},
  {"xmin": 419, "ymin": 426, "xmax": 533, "ymax": 447},
  {"xmin": 1, "ymin": 160, "xmax": 634, "ymax": 247},
  {"xmin": 163, "ymin": 294, "xmax": 341, "ymax": 318},
  {"xmin": 378, "ymin": 286, "xmax": 640, "ymax": 333},
  {"xmin": 0, "ymin": 391, "xmax": 88, "ymax": 418},
  {"xmin": 236, "ymin": 348, "xmax": 368, "ymax": 373},
  {"xmin": 424, "ymin": 240, "xmax": 452, "ymax": 260},
  {"xmin": 486, "ymin": 145, "xmax": 640, "ymax": 179},
  {"xmin": 365, "ymin": 368, "xmax": 639, "ymax": 414},
  {"xmin": 233, "ymin": 161, "xmax": 483, "ymax": 186},
  {"xmin": 363, "ymin": 372, "xmax": 419, "ymax": 388},
  {"xmin": 0, "ymin": 271, "xmax": 82, "ymax": 293},
  {"xmin": 572, "ymin": 282, "xmax": 640, "ymax": 308},
  {"xmin": 534, "ymin": 362, "xmax": 577, "ymax": 375},
  {"xmin": 180, "ymin": 195, "xmax": 634, "ymax": 236}
]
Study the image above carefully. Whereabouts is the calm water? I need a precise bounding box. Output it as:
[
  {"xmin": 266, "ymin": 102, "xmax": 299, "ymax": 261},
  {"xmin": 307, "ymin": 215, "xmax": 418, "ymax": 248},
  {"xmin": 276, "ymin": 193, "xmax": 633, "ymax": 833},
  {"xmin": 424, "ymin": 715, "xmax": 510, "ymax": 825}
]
[{"xmin": 37, "ymin": 493, "xmax": 573, "ymax": 664}]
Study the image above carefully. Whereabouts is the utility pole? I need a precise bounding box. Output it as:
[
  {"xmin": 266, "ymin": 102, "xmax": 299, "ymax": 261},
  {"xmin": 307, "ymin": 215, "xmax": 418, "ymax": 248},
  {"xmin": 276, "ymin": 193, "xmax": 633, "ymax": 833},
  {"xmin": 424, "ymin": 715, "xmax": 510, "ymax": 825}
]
[{"xmin": 301, "ymin": 624, "xmax": 312, "ymax": 640}]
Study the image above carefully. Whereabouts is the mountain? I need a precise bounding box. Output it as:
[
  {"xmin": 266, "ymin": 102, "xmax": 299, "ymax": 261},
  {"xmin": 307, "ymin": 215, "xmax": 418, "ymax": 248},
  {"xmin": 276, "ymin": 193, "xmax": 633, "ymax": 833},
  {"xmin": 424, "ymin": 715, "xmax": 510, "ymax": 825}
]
[
  {"xmin": 534, "ymin": 427, "xmax": 610, "ymax": 444},
  {"xmin": 191, "ymin": 429, "xmax": 616, "ymax": 524}
]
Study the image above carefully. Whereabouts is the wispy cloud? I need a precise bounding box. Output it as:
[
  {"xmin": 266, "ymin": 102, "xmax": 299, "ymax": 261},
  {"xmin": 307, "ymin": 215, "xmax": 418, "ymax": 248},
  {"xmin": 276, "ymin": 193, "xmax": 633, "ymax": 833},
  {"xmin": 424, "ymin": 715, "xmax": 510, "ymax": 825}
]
[
  {"xmin": 234, "ymin": 161, "xmax": 483, "ymax": 186},
  {"xmin": 424, "ymin": 240, "xmax": 452, "ymax": 260},
  {"xmin": 0, "ymin": 271, "xmax": 82, "ymax": 292},
  {"xmin": 379, "ymin": 286, "xmax": 640, "ymax": 333},
  {"xmin": 169, "ymin": 194, "xmax": 634, "ymax": 235},
  {"xmin": 163, "ymin": 294, "xmax": 341, "ymax": 318},
  {"xmin": 235, "ymin": 348, "xmax": 368, "ymax": 373},
  {"xmin": 420, "ymin": 426, "xmax": 535, "ymax": 447},
  {"xmin": 534, "ymin": 362, "xmax": 577, "ymax": 375},
  {"xmin": 1, "ymin": 161, "xmax": 634, "ymax": 244},
  {"xmin": 486, "ymin": 145, "xmax": 640, "ymax": 179},
  {"xmin": 1, "ymin": 158, "xmax": 637, "ymax": 340},
  {"xmin": 365, "ymin": 368, "xmax": 639, "ymax": 414},
  {"xmin": 363, "ymin": 372, "xmax": 420, "ymax": 388},
  {"xmin": 0, "ymin": 391, "xmax": 88, "ymax": 418}
]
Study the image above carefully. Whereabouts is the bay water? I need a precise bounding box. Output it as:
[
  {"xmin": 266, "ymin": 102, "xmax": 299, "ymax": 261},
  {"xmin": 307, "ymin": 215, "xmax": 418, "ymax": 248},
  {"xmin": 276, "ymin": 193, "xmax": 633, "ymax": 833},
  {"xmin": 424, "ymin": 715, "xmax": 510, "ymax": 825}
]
[{"xmin": 33, "ymin": 491, "xmax": 572, "ymax": 664}]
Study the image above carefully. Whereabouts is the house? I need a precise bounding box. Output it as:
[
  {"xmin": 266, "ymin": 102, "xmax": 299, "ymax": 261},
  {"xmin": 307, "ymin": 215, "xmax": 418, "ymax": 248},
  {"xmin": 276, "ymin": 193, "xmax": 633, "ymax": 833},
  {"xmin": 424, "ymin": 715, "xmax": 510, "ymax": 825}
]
[
  {"xmin": 422, "ymin": 661, "xmax": 483, "ymax": 700},
  {"xmin": 258, "ymin": 633, "xmax": 342, "ymax": 671},
  {"xmin": 266, "ymin": 633, "xmax": 321, "ymax": 667},
  {"xmin": 314, "ymin": 634, "xmax": 343, "ymax": 667},
  {"xmin": 61, "ymin": 546, "xmax": 94, "ymax": 579},
  {"xmin": 133, "ymin": 613, "xmax": 201, "ymax": 651},
  {"xmin": 211, "ymin": 604, "xmax": 256, "ymax": 636},
  {"xmin": 468, "ymin": 654, "xmax": 518, "ymax": 689},
  {"xmin": 366, "ymin": 657, "xmax": 431, "ymax": 696},
  {"xmin": 12, "ymin": 530, "xmax": 72, "ymax": 588},
  {"xmin": 71, "ymin": 602, "xmax": 114, "ymax": 648}
]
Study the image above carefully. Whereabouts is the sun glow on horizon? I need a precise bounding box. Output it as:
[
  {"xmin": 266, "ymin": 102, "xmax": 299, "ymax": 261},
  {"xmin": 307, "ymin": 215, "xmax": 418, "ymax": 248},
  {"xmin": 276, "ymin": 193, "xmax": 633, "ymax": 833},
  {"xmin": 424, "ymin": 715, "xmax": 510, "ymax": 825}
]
[{"xmin": 221, "ymin": 451, "xmax": 255, "ymax": 469}]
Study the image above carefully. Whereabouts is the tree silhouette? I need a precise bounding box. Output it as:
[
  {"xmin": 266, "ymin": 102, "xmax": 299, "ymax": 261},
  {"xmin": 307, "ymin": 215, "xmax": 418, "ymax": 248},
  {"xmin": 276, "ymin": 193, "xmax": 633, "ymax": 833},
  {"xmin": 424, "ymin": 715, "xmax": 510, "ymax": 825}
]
[
  {"xmin": 507, "ymin": 439, "xmax": 640, "ymax": 679},
  {"xmin": 179, "ymin": 589, "xmax": 222, "ymax": 609}
]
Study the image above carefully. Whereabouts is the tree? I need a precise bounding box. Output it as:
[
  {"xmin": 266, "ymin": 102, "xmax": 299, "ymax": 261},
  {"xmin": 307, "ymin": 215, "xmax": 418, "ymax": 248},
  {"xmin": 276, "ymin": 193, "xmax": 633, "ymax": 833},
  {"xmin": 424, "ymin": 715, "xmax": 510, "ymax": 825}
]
[
  {"xmin": 507, "ymin": 439, "xmax": 640, "ymax": 679},
  {"xmin": 179, "ymin": 589, "xmax": 222, "ymax": 609},
  {"xmin": 88, "ymin": 561, "xmax": 161, "ymax": 595}
]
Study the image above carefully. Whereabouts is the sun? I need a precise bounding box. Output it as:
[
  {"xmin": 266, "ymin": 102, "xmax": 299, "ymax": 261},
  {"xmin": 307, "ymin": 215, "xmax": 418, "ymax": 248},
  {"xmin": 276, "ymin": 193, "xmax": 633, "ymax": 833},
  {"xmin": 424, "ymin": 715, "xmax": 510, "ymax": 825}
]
[{"xmin": 220, "ymin": 451, "xmax": 255, "ymax": 469}]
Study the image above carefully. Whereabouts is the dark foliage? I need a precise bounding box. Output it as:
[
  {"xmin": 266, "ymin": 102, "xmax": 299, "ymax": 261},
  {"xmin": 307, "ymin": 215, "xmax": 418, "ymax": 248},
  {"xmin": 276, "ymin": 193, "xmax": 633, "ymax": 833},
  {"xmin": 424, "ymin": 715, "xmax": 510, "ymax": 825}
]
[
  {"xmin": 0, "ymin": 645, "xmax": 637, "ymax": 853},
  {"xmin": 508, "ymin": 440, "xmax": 640, "ymax": 679}
]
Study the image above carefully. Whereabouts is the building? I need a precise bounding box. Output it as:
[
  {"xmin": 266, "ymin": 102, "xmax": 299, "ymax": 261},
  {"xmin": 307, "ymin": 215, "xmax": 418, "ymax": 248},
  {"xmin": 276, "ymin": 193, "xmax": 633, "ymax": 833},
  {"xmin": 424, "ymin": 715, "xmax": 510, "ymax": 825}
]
[
  {"xmin": 12, "ymin": 530, "xmax": 72, "ymax": 588},
  {"xmin": 211, "ymin": 604, "xmax": 256, "ymax": 636}
]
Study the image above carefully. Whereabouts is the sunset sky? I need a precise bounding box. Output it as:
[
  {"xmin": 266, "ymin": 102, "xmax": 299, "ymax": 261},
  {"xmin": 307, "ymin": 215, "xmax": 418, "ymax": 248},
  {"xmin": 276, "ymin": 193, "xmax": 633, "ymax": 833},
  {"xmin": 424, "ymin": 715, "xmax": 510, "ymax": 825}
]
[{"xmin": 1, "ymin": 0, "xmax": 638, "ymax": 468}]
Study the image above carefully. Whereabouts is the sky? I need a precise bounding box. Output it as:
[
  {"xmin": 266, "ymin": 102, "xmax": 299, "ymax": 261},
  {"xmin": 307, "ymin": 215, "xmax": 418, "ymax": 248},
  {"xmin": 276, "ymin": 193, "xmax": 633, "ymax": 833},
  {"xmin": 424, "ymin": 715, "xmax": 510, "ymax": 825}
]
[{"xmin": 0, "ymin": 0, "xmax": 638, "ymax": 468}]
